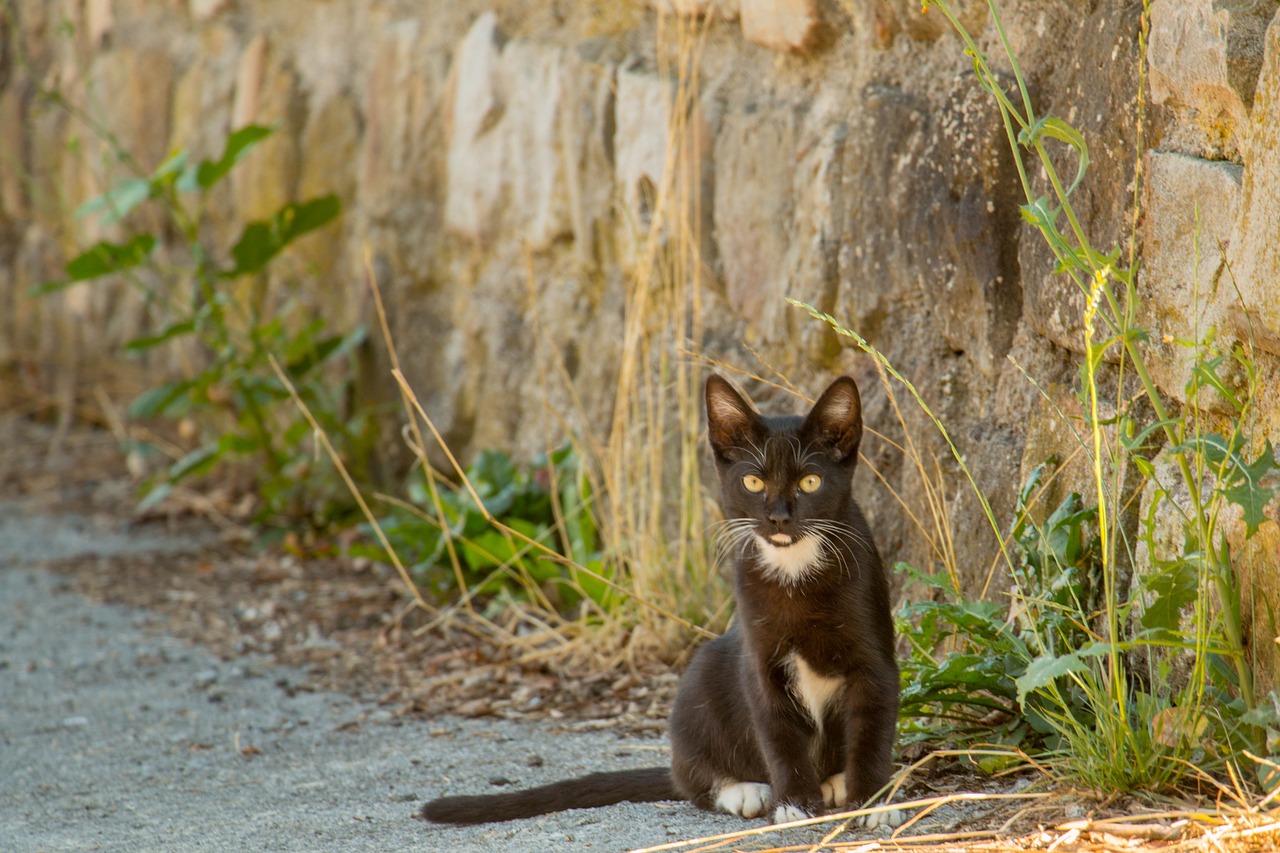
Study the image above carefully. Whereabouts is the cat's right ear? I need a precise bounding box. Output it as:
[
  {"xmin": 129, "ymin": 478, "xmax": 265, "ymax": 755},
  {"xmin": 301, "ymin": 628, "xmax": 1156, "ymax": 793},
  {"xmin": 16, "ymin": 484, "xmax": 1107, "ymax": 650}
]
[{"xmin": 705, "ymin": 374, "xmax": 762, "ymax": 457}]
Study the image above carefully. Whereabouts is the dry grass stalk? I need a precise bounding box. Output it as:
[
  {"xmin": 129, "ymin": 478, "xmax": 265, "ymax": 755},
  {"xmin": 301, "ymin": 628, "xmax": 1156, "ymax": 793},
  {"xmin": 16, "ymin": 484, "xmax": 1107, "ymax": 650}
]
[{"xmin": 632, "ymin": 803, "xmax": 1280, "ymax": 853}]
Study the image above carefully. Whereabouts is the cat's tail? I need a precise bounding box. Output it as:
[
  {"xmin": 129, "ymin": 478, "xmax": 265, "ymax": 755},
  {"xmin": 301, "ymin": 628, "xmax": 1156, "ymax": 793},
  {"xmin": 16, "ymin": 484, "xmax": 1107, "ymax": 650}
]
[{"xmin": 420, "ymin": 766, "xmax": 678, "ymax": 825}]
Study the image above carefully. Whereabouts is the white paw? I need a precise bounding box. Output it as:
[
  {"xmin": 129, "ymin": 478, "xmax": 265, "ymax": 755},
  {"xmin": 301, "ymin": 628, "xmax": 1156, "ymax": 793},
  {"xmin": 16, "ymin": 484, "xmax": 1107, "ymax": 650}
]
[
  {"xmin": 773, "ymin": 803, "xmax": 812, "ymax": 824},
  {"xmin": 820, "ymin": 772, "xmax": 846, "ymax": 807},
  {"xmin": 715, "ymin": 781, "xmax": 772, "ymax": 819},
  {"xmin": 858, "ymin": 807, "xmax": 906, "ymax": 829}
]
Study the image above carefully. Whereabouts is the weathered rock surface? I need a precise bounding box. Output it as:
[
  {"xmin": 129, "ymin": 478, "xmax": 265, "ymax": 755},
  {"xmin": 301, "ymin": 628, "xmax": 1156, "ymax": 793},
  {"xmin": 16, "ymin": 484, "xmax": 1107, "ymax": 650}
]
[
  {"xmin": 1149, "ymin": 0, "xmax": 1275, "ymax": 161},
  {"xmin": 1225, "ymin": 6, "xmax": 1280, "ymax": 353},
  {"xmin": 740, "ymin": 0, "xmax": 826, "ymax": 52},
  {"xmin": 0, "ymin": 0, "xmax": 1276, "ymax": 630},
  {"xmin": 1141, "ymin": 151, "xmax": 1243, "ymax": 403}
]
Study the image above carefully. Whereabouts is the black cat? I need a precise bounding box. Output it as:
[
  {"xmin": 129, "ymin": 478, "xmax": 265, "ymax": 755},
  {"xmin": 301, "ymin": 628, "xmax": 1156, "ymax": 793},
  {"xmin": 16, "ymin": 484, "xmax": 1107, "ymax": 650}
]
[{"xmin": 421, "ymin": 374, "xmax": 899, "ymax": 826}]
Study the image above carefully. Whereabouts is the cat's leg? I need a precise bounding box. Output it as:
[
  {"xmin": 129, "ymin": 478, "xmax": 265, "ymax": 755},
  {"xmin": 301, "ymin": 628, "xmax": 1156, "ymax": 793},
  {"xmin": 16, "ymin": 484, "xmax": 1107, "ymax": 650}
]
[
  {"xmin": 820, "ymin": 771, "xmax": 903, "ymax": 826},
  {"xmin": 840, "ymin": 668, "xmax": 903, "ymax": 827},
  {"xmin": 747, "ymin": 667, "xmax": 826, "ymax": 822},
  {"xmin": 670, "ymin": 631, "xmax": 772, "ymax": 815}
]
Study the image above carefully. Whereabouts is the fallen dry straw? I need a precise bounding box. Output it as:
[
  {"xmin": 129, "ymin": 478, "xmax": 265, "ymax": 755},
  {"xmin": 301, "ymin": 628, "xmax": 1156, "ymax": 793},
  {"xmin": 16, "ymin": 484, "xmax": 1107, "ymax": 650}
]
[{"xmin": 627, "ymin": 796, "xmax": 1280, "ymax": 853}]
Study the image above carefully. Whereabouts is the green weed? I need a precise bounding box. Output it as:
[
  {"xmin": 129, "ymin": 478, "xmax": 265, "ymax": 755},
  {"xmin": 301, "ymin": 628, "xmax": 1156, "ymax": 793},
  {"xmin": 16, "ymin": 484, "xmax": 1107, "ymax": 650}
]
[
  {"xmin": 359, "ymin": 445, "xmax": 617, "ymax": 616},
  {"xmin": 34, "ymin": 122, "xmax": 366, "ymax": 528},
  {"xmin": 797, "ymin": 0, "xmax": 1280, "ymax": 795}
]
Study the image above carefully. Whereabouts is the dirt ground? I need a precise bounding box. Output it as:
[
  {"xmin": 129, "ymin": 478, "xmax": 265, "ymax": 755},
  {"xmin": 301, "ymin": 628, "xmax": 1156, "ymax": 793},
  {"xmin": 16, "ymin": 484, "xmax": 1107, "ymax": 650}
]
[{"xmin": 5, "ymin": 412, "xmax": 1280, "ymax": 852}]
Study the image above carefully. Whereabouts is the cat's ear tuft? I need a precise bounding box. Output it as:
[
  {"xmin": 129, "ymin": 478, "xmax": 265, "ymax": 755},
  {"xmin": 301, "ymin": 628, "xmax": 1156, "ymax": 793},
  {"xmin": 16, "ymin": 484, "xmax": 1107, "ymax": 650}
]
[
  {"xmin": 705, "ymin": 374, "xmax": 762, "ymax": 455},
  {"xmin": 803, "ymin": 376, "xmax": 862, "ymax": 461}
]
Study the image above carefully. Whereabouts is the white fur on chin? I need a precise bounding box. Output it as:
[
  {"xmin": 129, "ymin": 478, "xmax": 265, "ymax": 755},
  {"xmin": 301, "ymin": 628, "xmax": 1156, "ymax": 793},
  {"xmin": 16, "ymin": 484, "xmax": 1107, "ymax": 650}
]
[{"xmin": 753, "ymin": 534, "xmax": 823, "ymax": 585}]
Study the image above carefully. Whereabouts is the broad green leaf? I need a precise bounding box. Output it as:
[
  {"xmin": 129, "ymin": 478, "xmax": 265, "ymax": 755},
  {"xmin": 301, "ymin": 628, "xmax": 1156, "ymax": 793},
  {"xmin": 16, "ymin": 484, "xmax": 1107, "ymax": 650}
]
[
  {"xmin": 74, "ymin": 178, "xmax": 152, "ymax": 225},
  {"xmin": 1018, "ymin": 117, "xmax": 1091, "ymax": 198},
  {"xmin": 1171, "ymin": 435, "xmax": 1278, "ymax": 536},
  {"xmin": 1221, "ymin": 440, "xmax": 1279, "ymax": 537},
  {"xmin": 1140, "ymin": 559, "xmax": 1199, "ymax": 632},
  {"xmin": 1187, "ymin": 353, "xmax": 1242, "ymax": 411},
  {"xmin": 1170, "ymin": 432, "xmax": 1240, "ymax": 468},
  {"xmin": 1020, "ymin": 197, "xmax": 1058, "ymax": 230},
  {"xmin": 124, "ymin": 319, "xmax": 196, "ymax": 352},
  {"xmin": 31, "ymin": 235, "xmax": 158, "ymax": 294},
  {"xmin": 284, "ymin": 327, "xmax": 367, "ymax": 379},
  {"xmin": 1041, "ymin": 118, "xmax": 1090, "ymax": 197},
  {"xmin": 168, "ymin": 443, "xmax": 221, "ymax": 481},
  {"xmin": 195, "ymin": 124, "xmax": 274, "ymax": 189},
  {"xmin": 217, "ymin": 432, "xmax": 261, "ymax": 455},
  {"xmin": 1015, "ymin": 653, "xmax": 1088, "ymax": 708},
  {"xmin": 128, "ymin": 380, "xmax": 192, "ymax": 418},
  {"xmin": 151, "ymin": 149, "xmax": 190, "ymax": 184},
  {"xmin": 135, "ymin": 482, "xmax": 173, "ymax": 514},
  {"xmin": 228, "ymin": 194, "xmax": 341, "ymax": 276},
  {"xmin": 573, "ymin": 559, "xmax": 616, "ymax": 611}
]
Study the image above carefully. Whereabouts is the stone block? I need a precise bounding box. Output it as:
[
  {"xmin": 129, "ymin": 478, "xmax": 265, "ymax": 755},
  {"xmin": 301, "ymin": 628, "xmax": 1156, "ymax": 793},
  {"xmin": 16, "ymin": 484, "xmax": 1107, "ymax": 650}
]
[
  {"xmin": 359, "ymin": 20, "xmax": 436, "ymax": 219},
  {"xmin": 491, "ymin": 40, "xmax": 572, "ymax": 247},
  {"xmin": 0, "ymin": 88, "xmax": 26, "ymax": 220},
  {"xmin": 443, "ymin": 12, "xmax": 504, "ymax": 242},
  {"xmin": 648, "ymin": 0, "xmax": 740, "ymax": 18},
  {"xmin": 295, "ymin": 93, "xmax": 358, "ymax": 312},
  {"xmin": 1224, "ymin": 7, "xmax": 1280, "ymax": 355},
  {"xmin": 836, "ymin": 78, "xmax": 1021, "ymax": 378},
  {"xmin": 783, "ymin": 117, "xmax": 846, "ymax": 364},
  {"xmin": 189, "ymin": 0, "xmax": 230, "ymax": 21},
  {"xmin": 1129, "ymin": 448, "xmax": 1280, "ymax": 696},
  {"xmin": 231, "ymin": 39, "xmax": 303, "ymax": 225},
  {"xmin": 444, "ymin": 14, "xmax": 615, "ymax": 252},
  {"xmin": 88, "ymin": 46, "xmax": 174, "ymax": 174},
  {"xmin": 1140, "ymin": 151, "xmax": 1243, "ymax": 404},
  {"xmin": 558, "ymin": 45, "xmax": 618, "ymax": 264},
  {"xmin": 713, "ymin": 101, "xmax": 796, "ymax": 326},
  {"xmin": 168, "ymin": 26, "xmax": 237, "ymax": 161},
  {"xmin": 231, "ymin": 34, "xmax": 267, "ymax": 131},
  {"xmin": 86, "ymin": 0, "xmax": 113, "ymax": 49},
  {"xmin": 863, "ymin": 0, "xmax": 988, "ymax": 44},
  {"xmin": 1017, "ymin": 0, "xmax": 1144, "ymax": 356},
  {"xmin": 713, "ymin": 92, "xmax": 846, "ymax": 362},
  {"xmin": 612, "ymin": 66, "xmax": 715, "ymax": 271},
  {"xmin": 1148, "ymin": 0, "xmax": 1272, "ymax": 160},
  {"xmin": 740, "ymin": 0, "xmax": 826, "ymax": 52}
]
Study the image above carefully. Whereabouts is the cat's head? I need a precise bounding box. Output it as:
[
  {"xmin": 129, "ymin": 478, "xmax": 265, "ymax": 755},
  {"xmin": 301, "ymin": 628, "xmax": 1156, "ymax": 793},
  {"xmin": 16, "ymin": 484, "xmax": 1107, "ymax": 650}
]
[{"xmin": 705, "ymin": 374, "xmax": 864, "ymax": 584}]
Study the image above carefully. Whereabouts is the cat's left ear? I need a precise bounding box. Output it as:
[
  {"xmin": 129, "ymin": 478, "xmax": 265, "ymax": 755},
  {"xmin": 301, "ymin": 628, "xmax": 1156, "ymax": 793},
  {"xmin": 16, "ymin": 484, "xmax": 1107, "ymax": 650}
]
[
  {"xmin": 706, "ymin": 373, "xmax": 765, "ymax": 458},
  {"xmin": 801, "ymin": 376, "xmax": 863, "ymax": 462}
]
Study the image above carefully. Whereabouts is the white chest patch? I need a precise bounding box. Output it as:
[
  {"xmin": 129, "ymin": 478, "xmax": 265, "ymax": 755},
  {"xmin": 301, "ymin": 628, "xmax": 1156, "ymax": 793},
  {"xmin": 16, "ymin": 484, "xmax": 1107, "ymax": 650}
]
[
  {"xmin": 787, "ymin": 652, "xmax": 844, "ymax": 730},
  {"xmin": 754, "ymin": 535, "xmax": 823, "ymax": 585}
]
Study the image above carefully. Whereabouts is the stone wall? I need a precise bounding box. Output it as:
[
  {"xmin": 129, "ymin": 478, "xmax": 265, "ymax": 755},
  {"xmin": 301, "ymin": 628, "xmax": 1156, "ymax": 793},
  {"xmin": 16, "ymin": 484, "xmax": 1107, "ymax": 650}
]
[{"xmin": 1, "ymin": 0, "xmax": 1278, "ymax": 658}]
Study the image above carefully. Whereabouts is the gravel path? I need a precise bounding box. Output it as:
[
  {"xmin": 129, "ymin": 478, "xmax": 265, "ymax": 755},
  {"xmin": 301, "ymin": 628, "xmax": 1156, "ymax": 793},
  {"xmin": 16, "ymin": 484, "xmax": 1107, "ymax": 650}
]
[{"xmin": 0, "ymin": 503, "xmax": 832, "ymax": 852}]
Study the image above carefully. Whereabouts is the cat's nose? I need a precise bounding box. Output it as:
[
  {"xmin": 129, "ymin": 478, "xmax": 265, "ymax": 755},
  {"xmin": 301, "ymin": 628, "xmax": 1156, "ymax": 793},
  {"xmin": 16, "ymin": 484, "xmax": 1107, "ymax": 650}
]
[{"xmin": 767, "ymin": 499, "xmax": 791, "ymax": 525}]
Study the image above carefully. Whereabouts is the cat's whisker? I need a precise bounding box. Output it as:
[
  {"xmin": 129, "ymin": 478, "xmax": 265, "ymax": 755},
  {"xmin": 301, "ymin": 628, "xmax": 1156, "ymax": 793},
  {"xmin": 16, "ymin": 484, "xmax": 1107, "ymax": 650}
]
[
  {"xmin": 804, "ymin": 520, "xmax": 868, "ymax": 580},
  {"xmin": 809, "ymin": 518, "xmax": 872, "ymax": 551},
  {"xmin": 810, "ymin": 527, "xmax": 852, "ymax": 581},
  {"xmin": 711, "ymin": 518, "xmax": 757, "ymax": 569}
]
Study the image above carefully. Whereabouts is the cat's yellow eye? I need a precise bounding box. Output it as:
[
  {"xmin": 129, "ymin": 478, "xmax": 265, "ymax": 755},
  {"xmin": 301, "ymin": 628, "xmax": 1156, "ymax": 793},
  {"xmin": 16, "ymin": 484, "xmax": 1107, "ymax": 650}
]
[
  {"xmin": 742, "ymin": 474, "xmax": 765, "ymax": 494},
  {"xmin": 799, "ymin": 474, "xmax": 822, "ymax": 494}
]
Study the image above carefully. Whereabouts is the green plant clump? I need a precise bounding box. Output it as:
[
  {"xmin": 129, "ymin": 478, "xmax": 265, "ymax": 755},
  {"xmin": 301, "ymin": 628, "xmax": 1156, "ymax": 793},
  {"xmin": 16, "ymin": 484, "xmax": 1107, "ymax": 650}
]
[
  {"xmin": 363, "ymin": 445, "xmax": 617, "ymax": 617},
  {"xmin": 796, "ymin": 0, "xmax": 1280, "ymax": 796},
  {"xmin": 36, "ymin": 124, "xmax": 370, "ymax": 528}
]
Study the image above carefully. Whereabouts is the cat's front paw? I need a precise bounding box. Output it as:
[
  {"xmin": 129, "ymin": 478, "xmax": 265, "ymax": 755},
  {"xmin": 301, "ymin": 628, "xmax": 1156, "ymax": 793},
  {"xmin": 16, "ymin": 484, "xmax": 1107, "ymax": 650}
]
[
  {"xmin": 772, "ymin": 802, "xmax": 813, "ymax": 824},
  {"xmin": 820, "ymin": 772, "xmax": 846, "ymax": 807},
  {"xmin": 715, "ymin": 781, "xmax": 772, "ymax": 819}
]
